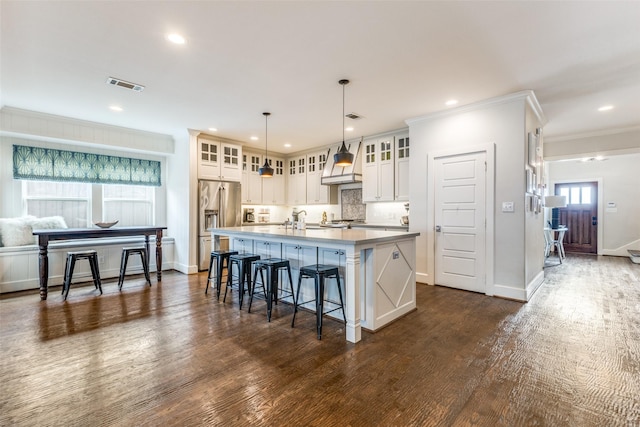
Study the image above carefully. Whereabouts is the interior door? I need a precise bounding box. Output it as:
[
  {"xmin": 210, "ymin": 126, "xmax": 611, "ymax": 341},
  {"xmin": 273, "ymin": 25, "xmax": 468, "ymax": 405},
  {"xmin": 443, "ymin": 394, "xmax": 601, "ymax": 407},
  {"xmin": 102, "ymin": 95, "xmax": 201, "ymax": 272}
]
[
  {"xmin": 555, "ymin": 182, "xmax": 598, "ymax": 254},
  {"xmin": 434, "ymin": 152, "xmax": 486, "ymax": 293}
]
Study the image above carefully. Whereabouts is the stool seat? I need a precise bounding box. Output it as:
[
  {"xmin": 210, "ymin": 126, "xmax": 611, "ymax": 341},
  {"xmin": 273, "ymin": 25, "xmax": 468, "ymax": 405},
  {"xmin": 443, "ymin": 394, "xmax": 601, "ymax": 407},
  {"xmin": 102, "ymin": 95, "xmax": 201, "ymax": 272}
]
[
  {"xmin": 249, "ymin": 258, "xmax": 295, "ymax": 322},
  {"xmin": 206, "ymin": 250, "xmax": 238, "ymax": 298},
  {"xmin": 225, "ymin": 253, "xmax": 260, "ymax": 309},
  {"xmin": 62, "ymin": 250, "xmax": 102, "ymax": 300},
  {"xmin": 292, "ymin": 264, "xmax": 346, "ymax": 339},
  {"xmin": 118, "ymin": 246, "xmax": 151, "ymax": 290}
]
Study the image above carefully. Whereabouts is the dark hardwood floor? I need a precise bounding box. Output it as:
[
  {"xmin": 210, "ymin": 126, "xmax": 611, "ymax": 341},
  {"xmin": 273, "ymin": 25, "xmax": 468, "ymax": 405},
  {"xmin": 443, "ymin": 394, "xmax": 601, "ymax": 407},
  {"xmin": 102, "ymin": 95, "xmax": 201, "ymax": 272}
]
[{"xmin": 1, "ymin": 254, "xmax": 638, "ymax": 426}]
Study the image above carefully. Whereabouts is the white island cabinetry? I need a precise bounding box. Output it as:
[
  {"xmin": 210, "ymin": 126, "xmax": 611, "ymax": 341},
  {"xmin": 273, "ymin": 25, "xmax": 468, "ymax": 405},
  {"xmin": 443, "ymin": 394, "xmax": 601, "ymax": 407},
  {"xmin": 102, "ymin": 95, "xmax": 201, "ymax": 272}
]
[{"xmin": 214, "ymin": 225, "xmax": 419, "ymax": 343}]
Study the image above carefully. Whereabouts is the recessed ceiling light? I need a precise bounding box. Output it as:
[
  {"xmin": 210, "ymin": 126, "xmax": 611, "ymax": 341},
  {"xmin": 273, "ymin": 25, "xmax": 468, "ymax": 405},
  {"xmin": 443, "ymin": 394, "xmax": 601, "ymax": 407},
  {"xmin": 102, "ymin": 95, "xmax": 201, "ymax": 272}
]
[
  {"xmin": 109, "ymin": 105, "xmax": 123, "ymax": 112},
  {"xmin": 250, "ymin": 136, "xmax": 258, "ymax": 141},
  {"xmin": 167, "ymin": 33, "xmax": 186, "ymax": 44},
  {"xmin": 284, "ymin": 143, "xmax": 292, "ymax": 148},
  {"xmin": 208, "ymin": 127, "xmax": 217, "ymax": 132},
  {"xmin": 445, "ymin": 99, "xmax": 458, "ymax": 106},
  {"xmin": 345, "ymin": 127, "xmax": 354, "ymax": 132},
  {"xmin": 598, "ymin": 105, "xmax": 613, "ymax": 112}
]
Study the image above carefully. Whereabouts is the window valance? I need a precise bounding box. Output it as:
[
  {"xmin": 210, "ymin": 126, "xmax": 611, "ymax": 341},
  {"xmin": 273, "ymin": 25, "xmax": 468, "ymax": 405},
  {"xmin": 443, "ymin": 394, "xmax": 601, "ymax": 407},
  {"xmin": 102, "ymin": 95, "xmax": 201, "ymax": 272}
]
[{"xmin": 12, "ymin": 145, "xmax": 161, "ymax": 186}]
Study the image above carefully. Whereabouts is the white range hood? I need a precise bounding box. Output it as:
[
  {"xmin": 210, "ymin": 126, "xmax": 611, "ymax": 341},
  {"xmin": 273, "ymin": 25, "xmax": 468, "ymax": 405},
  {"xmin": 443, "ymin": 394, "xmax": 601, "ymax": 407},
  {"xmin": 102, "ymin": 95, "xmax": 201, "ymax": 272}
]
[{"xmin": 321, "ymin": 139, "xmax": 362, "ymax": 185}]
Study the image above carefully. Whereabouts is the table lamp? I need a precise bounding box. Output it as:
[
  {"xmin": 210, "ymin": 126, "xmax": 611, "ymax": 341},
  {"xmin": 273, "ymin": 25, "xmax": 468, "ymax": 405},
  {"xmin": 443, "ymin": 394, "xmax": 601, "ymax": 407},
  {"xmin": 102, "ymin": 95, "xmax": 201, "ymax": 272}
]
[{"xmin": 544, "ymin": 195, "xmax": 567, "ymax": 229}]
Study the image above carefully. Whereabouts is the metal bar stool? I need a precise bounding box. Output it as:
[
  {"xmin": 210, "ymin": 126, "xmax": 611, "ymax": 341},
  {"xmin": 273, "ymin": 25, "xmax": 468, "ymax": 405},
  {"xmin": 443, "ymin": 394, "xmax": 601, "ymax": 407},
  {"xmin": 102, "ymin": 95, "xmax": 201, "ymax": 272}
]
[
  {"xmin": 205, "ymin": 250, "xmax": 238, "ymax": 298},
  {"xmin": 249, "ymin": 258, "xmax": 295, "ymax": 322},
  {"xmin": 224, "ymin": 253, "xmax": 260, "ymax": 309},
  {"xmin": 118, "ymin": 246, "xmax": 151, "ymax": 290},
  {"xmin": 291, "ymin": 264, "xmax": 346, "ymax": 339},
  {"xmin": 62, "ymin": 250, "xmax": 102, "ymax": 300}
]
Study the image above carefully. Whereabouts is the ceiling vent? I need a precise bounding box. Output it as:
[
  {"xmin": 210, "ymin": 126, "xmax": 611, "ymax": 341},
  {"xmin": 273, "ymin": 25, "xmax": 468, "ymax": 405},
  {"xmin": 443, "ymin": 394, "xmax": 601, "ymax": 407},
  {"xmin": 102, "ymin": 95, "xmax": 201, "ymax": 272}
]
[
  {"xmin": 106, "ymin": 77, "xmax": 145, "ymax": 92},
  {"xmin": 345, "ymin": 113, "xmax": 362, "ymax": 120}
]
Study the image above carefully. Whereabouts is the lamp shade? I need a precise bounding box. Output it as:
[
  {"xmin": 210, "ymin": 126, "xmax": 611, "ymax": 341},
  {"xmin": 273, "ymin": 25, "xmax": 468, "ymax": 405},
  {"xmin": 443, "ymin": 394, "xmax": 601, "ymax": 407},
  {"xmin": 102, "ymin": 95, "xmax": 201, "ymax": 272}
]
[
  {"xmin": 544, "ymin": 195, "xmax": 567, "ymax": 208},
  {"xmin": 334, "ymin": 141, "xmax": 354, "ymax": 167}
]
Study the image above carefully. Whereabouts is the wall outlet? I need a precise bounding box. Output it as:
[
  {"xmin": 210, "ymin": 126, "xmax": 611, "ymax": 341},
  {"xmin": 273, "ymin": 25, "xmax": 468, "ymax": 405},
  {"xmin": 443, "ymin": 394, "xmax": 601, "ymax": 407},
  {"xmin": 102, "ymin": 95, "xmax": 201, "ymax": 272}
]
[{"xmin": 502, "ymin": 202, "xmax": 515, "ymax": 213}]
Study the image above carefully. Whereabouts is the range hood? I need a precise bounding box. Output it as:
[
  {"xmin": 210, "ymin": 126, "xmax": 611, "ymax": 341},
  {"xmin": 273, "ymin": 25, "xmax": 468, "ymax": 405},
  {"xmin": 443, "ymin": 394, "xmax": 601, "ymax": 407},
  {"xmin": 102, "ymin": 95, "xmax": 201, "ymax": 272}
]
[{"xmin": 321, "ymin": 139, "xmax": 362, "ymax": 185}]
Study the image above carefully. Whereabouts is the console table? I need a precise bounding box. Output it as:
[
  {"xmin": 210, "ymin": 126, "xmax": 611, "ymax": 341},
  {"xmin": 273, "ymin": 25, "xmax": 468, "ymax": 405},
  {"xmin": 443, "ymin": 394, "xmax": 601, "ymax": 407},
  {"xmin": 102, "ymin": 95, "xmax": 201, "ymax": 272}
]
[{"xmin": 32, "ymin": 226, "xmax": 167, "ymax": 300}]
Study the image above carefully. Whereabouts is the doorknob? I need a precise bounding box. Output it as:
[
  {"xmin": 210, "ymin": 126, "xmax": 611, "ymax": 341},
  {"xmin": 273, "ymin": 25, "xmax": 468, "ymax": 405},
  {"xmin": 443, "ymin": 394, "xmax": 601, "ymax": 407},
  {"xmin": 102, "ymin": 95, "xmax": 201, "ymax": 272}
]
[
  {"xmin": 592, "ymin": 216, "xmax": 597, "ymax": 226},
  {"xmin": 435, "ymin": 225, "xmax": 441, "ymax": 232}
]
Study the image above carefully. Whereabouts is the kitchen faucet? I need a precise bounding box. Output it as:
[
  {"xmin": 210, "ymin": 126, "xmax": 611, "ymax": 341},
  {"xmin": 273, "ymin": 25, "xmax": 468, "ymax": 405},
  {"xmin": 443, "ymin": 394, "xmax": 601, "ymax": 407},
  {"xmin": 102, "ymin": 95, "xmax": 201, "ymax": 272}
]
[{"xmin": 292, "ymin": 209, "xmax": 307, "ymax": 222}]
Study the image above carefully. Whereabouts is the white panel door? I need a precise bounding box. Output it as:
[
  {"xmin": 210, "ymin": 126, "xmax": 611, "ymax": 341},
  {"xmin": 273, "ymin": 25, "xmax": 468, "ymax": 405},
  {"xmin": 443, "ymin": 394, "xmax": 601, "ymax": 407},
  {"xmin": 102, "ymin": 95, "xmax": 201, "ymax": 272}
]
[{"xmin": 434, "ymin": 152, "xmax": 486, "ymax": 293}]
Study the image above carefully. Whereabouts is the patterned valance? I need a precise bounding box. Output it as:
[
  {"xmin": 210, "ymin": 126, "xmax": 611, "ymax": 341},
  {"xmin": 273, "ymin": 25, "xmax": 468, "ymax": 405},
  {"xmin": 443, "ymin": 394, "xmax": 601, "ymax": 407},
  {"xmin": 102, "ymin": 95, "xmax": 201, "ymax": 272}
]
[{"xmin": 12, "ymin": 145, "xmax": 161, "ymax": 186}]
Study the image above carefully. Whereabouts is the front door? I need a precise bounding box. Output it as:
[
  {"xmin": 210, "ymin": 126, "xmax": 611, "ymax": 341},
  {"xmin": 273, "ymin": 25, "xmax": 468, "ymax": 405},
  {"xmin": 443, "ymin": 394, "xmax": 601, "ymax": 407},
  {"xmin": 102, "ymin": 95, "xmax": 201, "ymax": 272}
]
[
  {"xmin": 555, "ymin": 182, "xmax": 598, "ymax": 254},
  {"xmin": 434, "ymin": 151, "xmax": 486, "ymax": 293}
]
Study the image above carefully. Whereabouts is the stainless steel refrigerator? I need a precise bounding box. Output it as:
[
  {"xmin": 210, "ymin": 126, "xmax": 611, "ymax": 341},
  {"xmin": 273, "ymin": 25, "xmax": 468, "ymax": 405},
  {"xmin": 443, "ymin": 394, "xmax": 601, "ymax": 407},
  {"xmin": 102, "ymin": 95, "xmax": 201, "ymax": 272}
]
[{"xmin": 198, "ymin": 180, "xmax": 242, "ymax": 270}]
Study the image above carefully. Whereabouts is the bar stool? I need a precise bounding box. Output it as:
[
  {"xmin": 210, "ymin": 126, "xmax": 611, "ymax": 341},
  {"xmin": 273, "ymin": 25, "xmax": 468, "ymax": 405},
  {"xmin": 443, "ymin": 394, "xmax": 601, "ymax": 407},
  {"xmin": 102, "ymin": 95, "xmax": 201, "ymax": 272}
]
[
  {"xmin": 62, "ymin": 250, "xmax": 102, "ymax": 300},
  {"xmin": 249, "ymin": 258, "xmax": 295, "ymax": 322},
  {"xmin": 118, "ymin": 246, "xmax": 151, "ymax": 290},
  {"xmin": 205, "ymin": 250, "xmax": 238, "ymax": 299},
  {"xmin": 291, "ymin": 264, "xmax": 346, "ymax": 339},
  {"xmin": 224, "ymin": 253, "xmax": 260, "ymax": 309}
]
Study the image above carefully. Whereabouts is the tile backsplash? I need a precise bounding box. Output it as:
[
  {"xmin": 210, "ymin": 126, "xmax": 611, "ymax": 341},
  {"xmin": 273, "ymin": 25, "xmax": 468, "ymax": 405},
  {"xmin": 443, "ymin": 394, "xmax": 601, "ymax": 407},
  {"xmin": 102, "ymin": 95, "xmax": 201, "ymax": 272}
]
[{"xmin": 341, "ymin": 188, "xmax": 366, "ymax": 220}]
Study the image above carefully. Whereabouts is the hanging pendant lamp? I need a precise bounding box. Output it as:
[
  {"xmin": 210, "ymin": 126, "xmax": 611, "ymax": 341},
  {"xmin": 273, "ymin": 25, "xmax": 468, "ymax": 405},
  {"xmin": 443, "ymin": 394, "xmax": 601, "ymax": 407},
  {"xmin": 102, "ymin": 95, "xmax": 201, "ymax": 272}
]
[
  {"xmin": 258, "ymin": 112, "xmax": 274, "ymax": 177},
  {"xmin": 334, "ymin": 79, "xmax": 354, "ymax": 167}
]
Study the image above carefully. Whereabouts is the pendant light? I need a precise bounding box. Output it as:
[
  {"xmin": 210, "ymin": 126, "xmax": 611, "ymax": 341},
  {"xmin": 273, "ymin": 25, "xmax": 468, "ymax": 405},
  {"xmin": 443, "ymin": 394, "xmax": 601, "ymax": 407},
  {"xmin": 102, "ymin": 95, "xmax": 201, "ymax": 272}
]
[
  {"xmin": 334, "ymin": 79, "xmax": 354, "ymax": 167},
  {"xmin": 258, "ymin": 112, "xmax": 274, "ymax": 177}
]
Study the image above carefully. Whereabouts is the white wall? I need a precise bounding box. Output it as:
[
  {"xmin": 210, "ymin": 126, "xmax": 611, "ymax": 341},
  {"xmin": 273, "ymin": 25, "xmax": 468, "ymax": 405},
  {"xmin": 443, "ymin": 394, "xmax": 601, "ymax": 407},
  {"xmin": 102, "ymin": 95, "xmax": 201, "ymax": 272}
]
[
  {"xmin": 547, "ymin": 153, "xmax": 640, "ymax": 255},
  {"xmin": 166, "ymin": 131, "xmax": 193, "ymax": 274},
  {"xmin": 407, "ymin": 91, "xmax": 545, "ymax": 301}
]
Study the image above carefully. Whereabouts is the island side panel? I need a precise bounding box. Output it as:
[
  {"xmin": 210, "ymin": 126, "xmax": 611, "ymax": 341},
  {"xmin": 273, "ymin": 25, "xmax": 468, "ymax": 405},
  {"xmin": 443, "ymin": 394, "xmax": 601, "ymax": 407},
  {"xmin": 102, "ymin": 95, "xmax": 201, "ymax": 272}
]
[{"xmin": 369, "ymin": 237, "xmax": 417, "ymax": 331}]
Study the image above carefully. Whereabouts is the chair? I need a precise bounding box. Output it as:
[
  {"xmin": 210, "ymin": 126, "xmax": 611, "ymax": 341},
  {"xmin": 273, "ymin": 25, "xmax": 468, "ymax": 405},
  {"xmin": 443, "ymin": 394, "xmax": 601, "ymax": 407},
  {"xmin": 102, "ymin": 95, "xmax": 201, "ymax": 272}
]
[
  {"xmin": 249, "ymin": 258, "xmax": 295, "ymax": 322},
  {"xmin": 118, "ymin": 246, "xmax": 151, "ymax": 290},
  {"xmin": 205, "ymin": 250, "xmax": 238, "ymax": 299},
  {"xmin": 291, "ymin": 264, "xmax": 346, "ymax": 339},
  {"xmin": 224, "ymin": 253, "xmax": 260, "ymax": 309},
  {"xmin": 62, "ymin": 250, "xmax": 102, "ymax": 300}
]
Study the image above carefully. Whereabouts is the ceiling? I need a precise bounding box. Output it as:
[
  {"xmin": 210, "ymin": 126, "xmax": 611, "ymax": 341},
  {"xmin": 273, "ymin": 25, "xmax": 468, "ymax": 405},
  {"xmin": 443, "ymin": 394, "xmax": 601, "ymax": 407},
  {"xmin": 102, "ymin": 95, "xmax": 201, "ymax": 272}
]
[{"xmin": 2, "ymin": 1, "xmax": 639, "ymax": 154}]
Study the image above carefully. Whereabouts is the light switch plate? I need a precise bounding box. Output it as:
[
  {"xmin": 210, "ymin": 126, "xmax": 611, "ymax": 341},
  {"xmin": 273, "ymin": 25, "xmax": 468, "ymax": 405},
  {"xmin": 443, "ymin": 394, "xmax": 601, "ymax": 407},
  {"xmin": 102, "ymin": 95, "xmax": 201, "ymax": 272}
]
[{"xmin": 502, "ymin": 201, "xmax": 515, "ymax": 212}]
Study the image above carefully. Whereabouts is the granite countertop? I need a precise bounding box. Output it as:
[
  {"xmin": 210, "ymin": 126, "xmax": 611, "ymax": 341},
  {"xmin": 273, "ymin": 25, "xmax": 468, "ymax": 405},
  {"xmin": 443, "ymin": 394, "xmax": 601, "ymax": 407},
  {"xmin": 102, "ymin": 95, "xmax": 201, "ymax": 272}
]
[{"xmin": 214, "ymin": 225, "xmax": 419, "ymax": 245}]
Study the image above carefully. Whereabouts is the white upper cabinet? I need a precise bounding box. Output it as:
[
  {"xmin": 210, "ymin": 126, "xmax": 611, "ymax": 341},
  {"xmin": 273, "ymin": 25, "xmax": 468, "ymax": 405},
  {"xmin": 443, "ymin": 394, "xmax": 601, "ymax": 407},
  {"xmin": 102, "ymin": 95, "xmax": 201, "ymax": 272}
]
[
  {"xmin": 287, "ymin": 155, "xmax": 307, "ymax": 205},
  {"xmin": 241, "ymin": 153, "xmax": 262, "ymax": 204},
  {"xmin": 395, "ymin": 132, "xmax": 410, "ymax": 201},
  {"xmin": 306, "ymin": 148, "xmax": 337, "ymax": 204},
  {"xmin": 261, "ymin": 155, "xmax": 286, "ymax": 205},
  {"xmin": 242, "ymin": 152, "xmax": 286, "ymax": 205},
  {"xmin": 362, "ymin": 135, "xmax": 395, "ymax": 202},
  {"xmin": 198, "ymin": 136, "xmax": 242, "ymax": 181}
]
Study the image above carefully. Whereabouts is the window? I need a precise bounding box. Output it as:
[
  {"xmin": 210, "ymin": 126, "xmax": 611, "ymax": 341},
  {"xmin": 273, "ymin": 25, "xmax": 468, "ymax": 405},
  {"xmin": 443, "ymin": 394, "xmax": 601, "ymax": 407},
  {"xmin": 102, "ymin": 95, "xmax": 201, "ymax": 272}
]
[
  {"xmin": 23, "ymin": 181, "xmax": 91, "ymax": 228},
  {"xmin": 23, "ymin": 181, "xmax": 155, "ymax": 227},
  {"xmin": 103, "ymin": 184, "xmax": 155, "ymax": 226},
  {"xmin": 558, "ymin": 184, "xmax": 593, "ymax": 205}
]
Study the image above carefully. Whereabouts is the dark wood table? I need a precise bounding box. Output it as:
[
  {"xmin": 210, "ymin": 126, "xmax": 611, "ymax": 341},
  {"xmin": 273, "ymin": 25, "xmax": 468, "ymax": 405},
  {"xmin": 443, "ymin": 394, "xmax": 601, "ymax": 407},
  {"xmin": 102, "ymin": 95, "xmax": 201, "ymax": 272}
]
[{"xmin": 32, "ymin": 226, "xmax": 167, "ymax": 300}]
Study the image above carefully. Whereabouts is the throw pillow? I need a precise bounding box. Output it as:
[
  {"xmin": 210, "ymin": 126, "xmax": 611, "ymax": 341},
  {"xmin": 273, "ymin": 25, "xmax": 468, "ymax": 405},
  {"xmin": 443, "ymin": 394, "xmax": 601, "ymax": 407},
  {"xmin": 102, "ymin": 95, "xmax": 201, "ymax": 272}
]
[{"xmin": 0, "ymin": 217, "xmax": 37, "ymax": 247}]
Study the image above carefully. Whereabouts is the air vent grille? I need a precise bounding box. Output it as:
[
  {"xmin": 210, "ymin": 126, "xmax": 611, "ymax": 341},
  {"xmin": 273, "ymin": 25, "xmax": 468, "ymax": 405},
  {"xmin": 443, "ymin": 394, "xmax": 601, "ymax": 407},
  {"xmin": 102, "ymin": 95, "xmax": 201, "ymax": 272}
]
[
  {"xmin": 345, "ymin": 113, "xmax": 362, "ymax": 120},
  {"xmin": 106, "ymin": 77, "xmax": 145, "ymax": 92}
]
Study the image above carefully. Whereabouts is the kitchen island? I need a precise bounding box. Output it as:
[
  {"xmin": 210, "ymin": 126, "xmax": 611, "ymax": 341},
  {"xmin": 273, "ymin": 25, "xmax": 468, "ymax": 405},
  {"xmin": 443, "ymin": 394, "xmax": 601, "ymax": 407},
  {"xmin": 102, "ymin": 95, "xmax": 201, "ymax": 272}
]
[{"xmin": 212, "ymin": 225, "xmax": 419, "ymax": 343}]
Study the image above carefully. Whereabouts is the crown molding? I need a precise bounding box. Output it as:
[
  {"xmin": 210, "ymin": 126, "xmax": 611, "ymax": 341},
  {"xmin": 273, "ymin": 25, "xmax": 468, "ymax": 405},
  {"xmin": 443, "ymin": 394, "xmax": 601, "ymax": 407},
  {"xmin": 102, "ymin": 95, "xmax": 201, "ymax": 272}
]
[
  {"xmin": 405, "ymin": 90, "xmax": 545, "ymax": 126},
  {"xmin": 544, "ymin": 125, "xmax": 640, "ymax": 143}
]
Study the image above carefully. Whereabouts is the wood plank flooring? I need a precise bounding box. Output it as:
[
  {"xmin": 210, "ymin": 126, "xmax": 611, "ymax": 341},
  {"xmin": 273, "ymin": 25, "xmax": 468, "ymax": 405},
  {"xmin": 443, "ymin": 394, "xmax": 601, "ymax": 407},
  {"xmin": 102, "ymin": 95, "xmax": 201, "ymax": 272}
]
[{"xmin": 1, "ymin": 254, "xmax": 639, "ymax": 426}]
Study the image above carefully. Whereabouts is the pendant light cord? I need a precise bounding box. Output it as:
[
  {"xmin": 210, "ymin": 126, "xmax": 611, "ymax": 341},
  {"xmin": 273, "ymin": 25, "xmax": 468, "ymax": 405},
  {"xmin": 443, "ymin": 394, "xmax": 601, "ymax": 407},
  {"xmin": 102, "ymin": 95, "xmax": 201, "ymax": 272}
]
[
  {"xmin": 265, "ymin": 113, "xmax": 268, "ymax": 159},
  {"xmin": 342, "ymin": 82, "xmax": 346, "ymax": 144}
]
